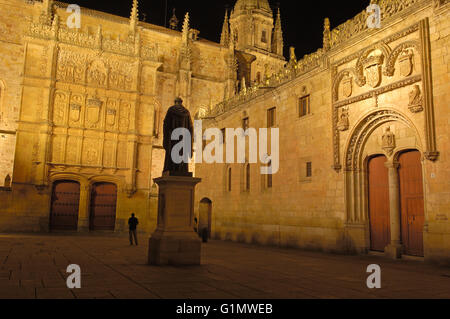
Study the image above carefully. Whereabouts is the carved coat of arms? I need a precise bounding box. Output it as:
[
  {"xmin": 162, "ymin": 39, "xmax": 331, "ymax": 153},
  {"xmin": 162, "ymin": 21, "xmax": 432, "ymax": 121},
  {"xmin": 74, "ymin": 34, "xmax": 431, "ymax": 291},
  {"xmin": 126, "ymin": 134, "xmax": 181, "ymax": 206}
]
[
  {"xmin": 69, "ymin": 104, "xmax": 81, "ymax": 122},
  {"xmin": 342, "ymin": 75, "xmax": 353, "ymax": 98},
  {"xmin": 86, "ymin": 96, "xmax": 102, "ymax": 127},
  {"xmin": 399, "ymin": 50, "xmax": 413, "ymax": 77},
  {"xmin": 106, "ymin": 108, "xmax": 117, "ymax": 126},
  {"xmin": 364, "ymin": 55, "xmax": 384, "ymax": 88}
]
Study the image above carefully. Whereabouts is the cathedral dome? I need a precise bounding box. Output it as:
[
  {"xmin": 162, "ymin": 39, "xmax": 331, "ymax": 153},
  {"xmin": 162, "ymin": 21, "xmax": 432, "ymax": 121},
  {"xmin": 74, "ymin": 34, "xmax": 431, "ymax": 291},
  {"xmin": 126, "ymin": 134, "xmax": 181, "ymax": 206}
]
[{"xmin": 234, "ymin": 0, "xmax": 272, "ymax": 13}]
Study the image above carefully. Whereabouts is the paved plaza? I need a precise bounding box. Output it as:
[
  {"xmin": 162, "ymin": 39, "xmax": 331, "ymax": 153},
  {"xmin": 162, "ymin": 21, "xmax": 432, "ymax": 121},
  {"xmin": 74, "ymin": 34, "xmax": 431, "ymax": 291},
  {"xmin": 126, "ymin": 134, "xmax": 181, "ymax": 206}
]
[{"xmin": 0, "ymin": 233, "xmax": 449, "ymax": 299}]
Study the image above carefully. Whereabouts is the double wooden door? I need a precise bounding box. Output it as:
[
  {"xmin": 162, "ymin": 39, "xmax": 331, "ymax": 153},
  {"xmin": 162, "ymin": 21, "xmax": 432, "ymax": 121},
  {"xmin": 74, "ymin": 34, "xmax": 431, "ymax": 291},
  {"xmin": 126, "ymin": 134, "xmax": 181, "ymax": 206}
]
[{"xmin": 368, "ymin": 151, "xmax": 425, "ymax": 256}]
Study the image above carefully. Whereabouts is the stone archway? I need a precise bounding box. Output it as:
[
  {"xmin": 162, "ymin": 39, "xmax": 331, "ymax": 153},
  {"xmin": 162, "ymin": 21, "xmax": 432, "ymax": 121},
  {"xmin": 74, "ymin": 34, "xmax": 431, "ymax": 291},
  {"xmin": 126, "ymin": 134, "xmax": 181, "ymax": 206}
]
[
  {"xmin": 199, "ymin": 198, "xmax": 212, "ymax": 239},
  {"xmin": 343, "ymin": 108, "xmax": 424, "ymax": 257}
]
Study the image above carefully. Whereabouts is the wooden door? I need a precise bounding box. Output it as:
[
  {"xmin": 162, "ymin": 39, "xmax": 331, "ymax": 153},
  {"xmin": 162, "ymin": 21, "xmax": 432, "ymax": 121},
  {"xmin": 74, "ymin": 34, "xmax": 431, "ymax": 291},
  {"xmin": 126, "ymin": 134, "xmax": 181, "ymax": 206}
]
[
  {"xmin": 368, "ymin": 156, "xmax": 390, "ymax": 252},
  {"xmin": 90, "ymin": 183, "xmax": 117, "ymax": 231},
  {"xmin": 399, "ymin": 151, "xmax": 425, "ymax": 256},
  {"xmin": 50, "ymin": 181, "xmax": 80, "ymax": 231}
]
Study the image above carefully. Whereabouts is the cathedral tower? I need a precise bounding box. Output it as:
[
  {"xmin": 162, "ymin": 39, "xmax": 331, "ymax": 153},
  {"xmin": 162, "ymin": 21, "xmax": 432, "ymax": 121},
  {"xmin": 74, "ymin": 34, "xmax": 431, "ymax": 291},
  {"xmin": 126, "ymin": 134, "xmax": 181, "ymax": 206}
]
[{"xmin": 229, "ymin": 0, "xmax": 283, "ymax": 56}]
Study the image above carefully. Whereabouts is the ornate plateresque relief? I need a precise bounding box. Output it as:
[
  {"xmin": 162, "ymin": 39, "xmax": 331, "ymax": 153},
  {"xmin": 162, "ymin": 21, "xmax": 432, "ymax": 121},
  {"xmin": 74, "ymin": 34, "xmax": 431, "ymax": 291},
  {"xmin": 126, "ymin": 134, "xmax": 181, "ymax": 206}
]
[{"xmin": 331, "ymin": 17, "xmax": 439, "ymax": 172}]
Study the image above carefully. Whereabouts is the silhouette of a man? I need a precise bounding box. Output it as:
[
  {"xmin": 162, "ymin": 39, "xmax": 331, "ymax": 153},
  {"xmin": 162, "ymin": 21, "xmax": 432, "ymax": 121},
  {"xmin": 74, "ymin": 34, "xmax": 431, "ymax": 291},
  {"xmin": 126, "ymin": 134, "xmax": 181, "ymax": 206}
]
[{"xmin": 128, "ymin": 213, "xmax": 139, "ymax": 246}]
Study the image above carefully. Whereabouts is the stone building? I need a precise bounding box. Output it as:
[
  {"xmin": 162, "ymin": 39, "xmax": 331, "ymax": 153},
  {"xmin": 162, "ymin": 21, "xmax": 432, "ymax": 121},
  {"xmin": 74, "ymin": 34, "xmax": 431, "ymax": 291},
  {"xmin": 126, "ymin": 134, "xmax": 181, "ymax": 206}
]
[
  {"xmin": 195, "ymin": 0, "xmax": 450, "ymax": 264},
  {"xmin": 0, "ymin": 0, "xmax": 449, "ymax": 265},
  {"xmin": 0, "ymin": 0, "xmax": 284, "ymax": 231}
]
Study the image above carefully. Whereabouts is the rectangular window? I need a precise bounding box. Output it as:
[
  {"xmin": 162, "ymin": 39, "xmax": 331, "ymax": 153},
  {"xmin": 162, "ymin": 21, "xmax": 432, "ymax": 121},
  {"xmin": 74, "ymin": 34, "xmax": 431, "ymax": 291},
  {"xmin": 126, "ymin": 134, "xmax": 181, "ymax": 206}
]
[
  {"xmin": 267, "ymin": 107, "xmax": 276, "ymax": 128},
  {"xmin": 228, "ymin": 168, "xmax": 232, "ymax": 192},
  {"xmin": 299, "ymin": 95, "xmax": 310, "ymax": 118},
  {"xmin": 306, "ymin": 162, "xmax": 312, "ymax": 178},
  {"xmin": 242, "ymin": 117, "xmax": 249, "ymax": 131},
  {"xmin": 261, "ymin": 30, "xmax": 267, "ymax": 43},
  {"xmin": 221, "ymin": 128, "xmax": 226, "ymax": 144},
  {"xmin": 267, "ymin": 174, "xmax": 273, "ymax": 188}
]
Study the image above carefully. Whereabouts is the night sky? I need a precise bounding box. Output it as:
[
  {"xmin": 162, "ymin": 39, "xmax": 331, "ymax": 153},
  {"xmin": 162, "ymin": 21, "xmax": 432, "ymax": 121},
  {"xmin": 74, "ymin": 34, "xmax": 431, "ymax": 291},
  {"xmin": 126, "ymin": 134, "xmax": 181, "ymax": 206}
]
[{"xmin": 72, "ymin": 0, "xmax": 369, "ymax": 59}]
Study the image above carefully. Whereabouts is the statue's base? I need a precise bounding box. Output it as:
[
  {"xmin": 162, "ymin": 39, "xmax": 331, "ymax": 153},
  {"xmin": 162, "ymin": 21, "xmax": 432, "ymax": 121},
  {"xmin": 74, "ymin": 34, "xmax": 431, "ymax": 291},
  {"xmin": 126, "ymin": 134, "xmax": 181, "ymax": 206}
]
[
  {"xmin": 148, "ymin": 175, "xmax": 201, "ymax": 266},
  {"xmin": 148, "ymin": 230, "xmax": 201, "ymax": 266},
  {"xmin": 163, "ymin": 170, "xmax": 193, "ymax": 177}
]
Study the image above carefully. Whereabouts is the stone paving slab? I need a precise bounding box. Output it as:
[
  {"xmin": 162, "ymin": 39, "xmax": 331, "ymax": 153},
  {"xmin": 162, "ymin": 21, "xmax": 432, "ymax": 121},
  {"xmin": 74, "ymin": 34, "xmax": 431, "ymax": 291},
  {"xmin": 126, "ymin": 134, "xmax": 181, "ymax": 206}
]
[{"xmin": 0, "ymin": 233, "xmax": 449, "ymax": 299}]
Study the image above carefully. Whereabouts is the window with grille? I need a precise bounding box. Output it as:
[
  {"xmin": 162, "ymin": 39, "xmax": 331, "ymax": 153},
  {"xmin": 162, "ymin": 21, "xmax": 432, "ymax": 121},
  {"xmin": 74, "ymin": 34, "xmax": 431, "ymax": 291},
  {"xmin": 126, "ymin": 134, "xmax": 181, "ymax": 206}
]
[
  {"xmin": 261, "ymin": 30, "xmax": 267, "ymax": 43},
  {"xmin": 242, "ymin": 117, "xmax": 249, "ymax": 131},
  {"xmin": 267, "ymin": 107, "xmax": 276, "ymax": 128},
  {"xmin": 299, "ymin": 95, "xmax": 310, "ymax": 118},
  {"xmin": 306, "ymin": 162, "xmax": 312, "ymax": 178}
]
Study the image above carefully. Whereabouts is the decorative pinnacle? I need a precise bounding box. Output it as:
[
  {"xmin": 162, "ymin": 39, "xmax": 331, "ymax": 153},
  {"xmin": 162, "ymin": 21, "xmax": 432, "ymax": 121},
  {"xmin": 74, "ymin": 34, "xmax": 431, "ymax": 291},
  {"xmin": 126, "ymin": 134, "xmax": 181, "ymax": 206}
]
[{"xmin": 130, "ymin": 0, "xmax": 139, "ymax": 21}]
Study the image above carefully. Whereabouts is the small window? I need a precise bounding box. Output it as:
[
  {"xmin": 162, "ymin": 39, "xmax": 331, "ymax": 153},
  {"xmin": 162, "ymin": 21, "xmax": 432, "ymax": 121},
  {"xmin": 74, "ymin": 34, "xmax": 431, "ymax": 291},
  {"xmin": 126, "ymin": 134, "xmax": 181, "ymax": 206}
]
[
  {"xmin": 261, "ymin": 30, "xmax": 267, "ymax": 43},
  {"xmin": 267, "ymin": 107, "xmax": 276, "ymax": 128},
  {"xmin": 153, "ymin": 109, "xmax": 160, "ymax": 137},
  {"xmin": 202, "ymin": 130, "xmax": 207, "ymax": 151},
  {"xmin": 299, "ymin": 95, "xmax": 310, "ymax": 118},
  {"xmin": 245, "ymin": 164, "xmax": 251, "ymax": 191},
  {"xmin": 221, "ymin": 128, "xmax": 226, "ymax": 145},
  {"xmin": 267, "ymin": 160, "xmax": 273, "ymax": 188},
  {"xmin": 242, "ymin": 117, "xmax": 249, "ymax": 131},
  {"xmin": 228, "ymin": 167, "xmax": 232, "ymax": 192},
  {"xmin": 306, "ymin": 162, "xmax": 312, "ymax": 178}
]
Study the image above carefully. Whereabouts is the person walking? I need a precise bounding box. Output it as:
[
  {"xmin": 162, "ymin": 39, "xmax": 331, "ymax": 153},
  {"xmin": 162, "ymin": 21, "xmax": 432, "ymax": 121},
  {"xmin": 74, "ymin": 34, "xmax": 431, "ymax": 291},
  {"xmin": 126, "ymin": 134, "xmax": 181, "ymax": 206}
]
[{"xmin": 128, "ymin": 213, "xmax": 139, "ymax": 246}]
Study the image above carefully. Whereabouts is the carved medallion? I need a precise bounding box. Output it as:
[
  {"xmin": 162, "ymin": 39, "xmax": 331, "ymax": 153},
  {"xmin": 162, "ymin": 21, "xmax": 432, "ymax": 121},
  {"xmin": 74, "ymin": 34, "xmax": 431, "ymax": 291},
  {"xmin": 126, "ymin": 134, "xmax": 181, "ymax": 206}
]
[
  {"xmin": 399, "ymin": 49, "xmax": 413, "ymax": 77},
  {"xmin": 342, "ymin": 75, "xmax": 353, "ymax": 98}
]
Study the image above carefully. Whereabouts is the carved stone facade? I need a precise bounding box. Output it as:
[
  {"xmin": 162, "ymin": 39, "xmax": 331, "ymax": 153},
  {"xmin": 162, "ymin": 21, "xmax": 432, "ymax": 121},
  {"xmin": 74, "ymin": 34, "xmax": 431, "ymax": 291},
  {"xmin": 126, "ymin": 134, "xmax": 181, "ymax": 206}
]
[
  {"xmin": 0, "ymin": 0, "xmax": 285, "ymax": 232},
  {"xmin": 196, "ymin": 0, "xmax": 450, "ymax": 264}
]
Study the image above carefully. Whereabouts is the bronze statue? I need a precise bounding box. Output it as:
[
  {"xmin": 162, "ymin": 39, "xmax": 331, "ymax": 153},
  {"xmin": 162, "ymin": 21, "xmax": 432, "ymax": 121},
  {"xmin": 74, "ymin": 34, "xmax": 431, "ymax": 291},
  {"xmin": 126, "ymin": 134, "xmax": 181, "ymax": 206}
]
[{"xmin": 163, "ymin": 97, "xmax": 193, "ymax": 176}]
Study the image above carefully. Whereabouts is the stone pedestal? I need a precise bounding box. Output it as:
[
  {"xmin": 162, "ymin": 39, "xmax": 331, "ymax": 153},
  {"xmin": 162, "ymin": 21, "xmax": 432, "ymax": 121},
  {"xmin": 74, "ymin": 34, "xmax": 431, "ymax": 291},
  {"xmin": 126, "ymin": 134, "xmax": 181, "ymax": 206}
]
[{"xmin": 148, "ymin": 175, "xmax": 202, "ymax": 266}]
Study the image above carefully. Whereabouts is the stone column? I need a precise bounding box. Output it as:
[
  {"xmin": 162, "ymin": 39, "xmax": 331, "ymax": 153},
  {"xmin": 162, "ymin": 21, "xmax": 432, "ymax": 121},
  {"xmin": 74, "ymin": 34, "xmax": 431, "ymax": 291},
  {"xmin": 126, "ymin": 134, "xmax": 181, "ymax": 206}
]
[{"xmin": 384, "ymin": 161, "xmax": 403, "ymax": 259}]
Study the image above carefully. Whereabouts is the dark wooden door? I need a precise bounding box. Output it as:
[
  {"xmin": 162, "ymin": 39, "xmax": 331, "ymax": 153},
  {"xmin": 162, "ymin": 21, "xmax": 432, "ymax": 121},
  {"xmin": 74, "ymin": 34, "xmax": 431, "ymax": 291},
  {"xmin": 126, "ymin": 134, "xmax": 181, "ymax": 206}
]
[
  {"xmin": 50, "ymin": 181, "xmax": 80, "ymax": 231},
  {"xmin": 368, "ymin": 155, "xmax": 391, "ymax": 252},
  {"xmin": 90, "ymin": 183, "xmax": 117, "ymax": 231},
  {"xmin": 399, "ymin": 151, "xmax": 425, "ymax": 256}
]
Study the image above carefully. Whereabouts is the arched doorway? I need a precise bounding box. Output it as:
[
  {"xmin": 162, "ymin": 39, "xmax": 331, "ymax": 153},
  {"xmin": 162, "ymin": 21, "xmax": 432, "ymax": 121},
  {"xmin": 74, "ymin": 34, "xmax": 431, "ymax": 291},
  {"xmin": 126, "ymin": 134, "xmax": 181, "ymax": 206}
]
[
  {"xmin": 368, "ymin": 155, "xmax": 390, "ymax": 252},
  {"xmin": 50, "ymin": 181, "xmax": 80, "ymax": 231},
  {"xmin": 90, "ymin": 183, "xmax": 117, "ymax": 231},
  {"xmin": 199, "ymin": 198, "xmax": 212, "ymax": 239},
  {"xmin": 398, "ymin": 150, "xmax": 425, "ymax": 256}
]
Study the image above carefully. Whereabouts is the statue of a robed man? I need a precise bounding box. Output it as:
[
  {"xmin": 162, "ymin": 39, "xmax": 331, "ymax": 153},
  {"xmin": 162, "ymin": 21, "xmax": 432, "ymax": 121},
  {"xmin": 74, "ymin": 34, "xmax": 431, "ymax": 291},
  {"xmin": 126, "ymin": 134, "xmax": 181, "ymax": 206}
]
[{"xmin": 163, "ymin": 97, "xmax": 193, "ymax": 176}]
